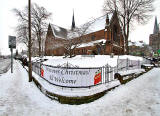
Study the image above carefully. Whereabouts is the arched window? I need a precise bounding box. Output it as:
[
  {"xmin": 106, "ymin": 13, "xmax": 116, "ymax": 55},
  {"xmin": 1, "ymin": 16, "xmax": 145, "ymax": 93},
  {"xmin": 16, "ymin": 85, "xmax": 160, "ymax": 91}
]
[
  {"xmin": 96, "ymin": 45, "xmax": 101, "ymax": 54},
  {"xmin": 91, "ymin": 35, "xmax": 95, "ymax": 41},
  {"xmin": 113, "ymin": 25, "xmax": 120, "ymax": 45},
  {"xmin": 113, "ymin": 25, "xmax": 117, "ymax": 41}
]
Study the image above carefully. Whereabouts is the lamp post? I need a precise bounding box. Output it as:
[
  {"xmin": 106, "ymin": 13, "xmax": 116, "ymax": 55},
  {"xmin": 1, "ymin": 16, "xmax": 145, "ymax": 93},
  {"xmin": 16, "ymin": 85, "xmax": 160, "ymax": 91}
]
[{"xmin": 28, "ymin": 0, "xmax": 32, "ymax": 82}]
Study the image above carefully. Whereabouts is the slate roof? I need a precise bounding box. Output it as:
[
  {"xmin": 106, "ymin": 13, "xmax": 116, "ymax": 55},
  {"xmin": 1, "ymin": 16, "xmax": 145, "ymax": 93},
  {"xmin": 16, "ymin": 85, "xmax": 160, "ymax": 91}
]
[
  {"xmin": 49, "ymin": 13, "xmax": 113, "ymax": 39},
  {"xmin": 83, "ymin": 14, "xmax": 113, "ymax": 34},
  {"xmin": 50, "ymin": 24, "xmax": 67, "ymax": 39}
]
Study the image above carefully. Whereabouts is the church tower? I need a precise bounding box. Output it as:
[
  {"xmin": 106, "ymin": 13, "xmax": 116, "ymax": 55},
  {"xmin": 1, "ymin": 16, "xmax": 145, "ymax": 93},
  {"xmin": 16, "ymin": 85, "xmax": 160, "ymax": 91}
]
[
  {"xmin": 153, "ymin": 16, "xmax": 159, "ymax": 34},
  {"xmin": 71, "ymin": 10, "xmax": 75, "ymax": 31},
  {"xmin": 105, "ymin": 14, "xmax": 109, "ymax": 27}
]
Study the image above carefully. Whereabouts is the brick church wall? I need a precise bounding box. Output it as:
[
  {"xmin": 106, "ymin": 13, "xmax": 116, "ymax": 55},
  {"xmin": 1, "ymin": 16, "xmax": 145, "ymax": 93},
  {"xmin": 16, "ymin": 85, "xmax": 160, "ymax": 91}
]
[{"xmin": 45, "ymin": 12, "xmax": 124, "ymax": 56}]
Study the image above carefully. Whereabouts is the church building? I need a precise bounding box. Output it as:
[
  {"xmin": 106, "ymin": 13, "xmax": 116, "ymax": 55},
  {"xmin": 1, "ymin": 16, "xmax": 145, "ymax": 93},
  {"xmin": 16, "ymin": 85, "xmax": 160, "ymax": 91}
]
[
  {"xmin": 45, "ymin": 11, "xmax": 124, "ymax": 56},
  {"xmin": 149, "ymin": 16, "xmax": 160, "ymax": 55}
]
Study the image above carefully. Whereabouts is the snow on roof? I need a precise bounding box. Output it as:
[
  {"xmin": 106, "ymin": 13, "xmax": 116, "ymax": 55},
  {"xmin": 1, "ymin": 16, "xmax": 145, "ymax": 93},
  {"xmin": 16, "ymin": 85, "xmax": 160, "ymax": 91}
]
[
  {"xmin": 129, "ymin": 41, "xmax": 147, "ymax": 47},
  {"xmin": 50, "ymin": 24, "xmax": 67, "ymax": 39},
  {"xmin": 76, "ymin": 39, "xmax": 106, "ymax": 48},
  {"xmin": 49, "ymin": 14, "xmax": 113, "ymax": 39},
  {"xmin": 136, "ymin": 41, "xmax": 147, "ymax": 47},
  {"xmin": 86, "ymin": 16, "xmax": 106, "ymax": 33},
  {"xmin": 67, "ymin": 15, "xmax": 110, "ymax": 39},
  {"xmin": 67, "ymin": 29, "xmax": 80, "ymax": 39},
  {"xmin": 84, "ymin": 14, "xmax": 113, "ymax": 34}
]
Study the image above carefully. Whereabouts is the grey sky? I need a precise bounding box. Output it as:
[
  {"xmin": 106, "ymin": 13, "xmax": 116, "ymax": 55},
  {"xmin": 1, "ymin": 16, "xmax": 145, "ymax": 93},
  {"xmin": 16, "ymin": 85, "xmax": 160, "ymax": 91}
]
[{"xmin": 0, "ymin": 0, "xmax": 160, "ymax": 55}]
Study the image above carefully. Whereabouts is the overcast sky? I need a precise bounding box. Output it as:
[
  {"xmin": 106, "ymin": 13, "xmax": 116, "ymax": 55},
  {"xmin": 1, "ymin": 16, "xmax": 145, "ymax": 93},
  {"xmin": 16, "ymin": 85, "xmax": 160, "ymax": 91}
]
[{"xmin": 0, "ymin": 0, "xmax": 160, "ymax": 55}]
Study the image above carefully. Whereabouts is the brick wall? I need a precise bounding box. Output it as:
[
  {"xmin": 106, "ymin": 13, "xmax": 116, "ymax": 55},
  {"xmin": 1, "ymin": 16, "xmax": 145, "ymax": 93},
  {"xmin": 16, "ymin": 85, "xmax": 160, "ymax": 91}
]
[{"xmin": 45, "ymin": 13, "xmax": 124, "ymax": 56}]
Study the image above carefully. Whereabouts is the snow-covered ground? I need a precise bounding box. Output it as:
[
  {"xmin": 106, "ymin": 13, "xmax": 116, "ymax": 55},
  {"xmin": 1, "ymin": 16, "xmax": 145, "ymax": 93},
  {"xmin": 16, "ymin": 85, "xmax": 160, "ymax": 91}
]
[
  {"xmin": 0, "ymin": 61, "xmax": 160, "ymax": 116},
  {"xmin": 0, "ymin": 59, "xmax": 11, "ymax": 74},
  {"xmin": 41, "ymin": 55, "xmax": 144, "ymax": 67}
]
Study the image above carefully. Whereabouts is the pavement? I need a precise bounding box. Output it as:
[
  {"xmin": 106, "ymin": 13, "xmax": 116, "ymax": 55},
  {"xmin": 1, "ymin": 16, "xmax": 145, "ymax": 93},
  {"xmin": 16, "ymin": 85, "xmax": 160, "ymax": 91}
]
[{"xmin": 0, "ymin": 59, "xmax": 11, "ymax": 74}]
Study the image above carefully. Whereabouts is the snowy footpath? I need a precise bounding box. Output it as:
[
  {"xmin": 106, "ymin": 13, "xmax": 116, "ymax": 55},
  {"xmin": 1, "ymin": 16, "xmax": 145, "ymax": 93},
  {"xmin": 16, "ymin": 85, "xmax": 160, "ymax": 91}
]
[
  {"xmin": 0, "ymin": 61, "xmax": 160, "ymax": 116},
  {"xmin": 0, "ymin": 59, "xmax": 10, "ymax": 74}
]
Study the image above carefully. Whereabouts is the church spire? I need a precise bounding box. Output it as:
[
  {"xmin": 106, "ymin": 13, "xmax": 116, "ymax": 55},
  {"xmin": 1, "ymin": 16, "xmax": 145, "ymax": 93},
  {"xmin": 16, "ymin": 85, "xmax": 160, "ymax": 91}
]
[
  {"xmin": 71, "ymin": 10, "xmax": 75, "ymax": 31},
  {"xmin": 153, "ymin": 16, "xmax": 159, "ymax": 34},
  {"xmin": 105, "ymin": 13, "xmax": 109, "ymax": 27}
]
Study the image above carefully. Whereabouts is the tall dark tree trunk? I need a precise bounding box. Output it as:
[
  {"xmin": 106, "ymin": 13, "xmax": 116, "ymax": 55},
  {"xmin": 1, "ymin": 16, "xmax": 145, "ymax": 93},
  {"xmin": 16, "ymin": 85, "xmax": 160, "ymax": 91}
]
[
  {"xmin": 125, "ymin": 37, "xmax": 129, "ymax": 55},
  {"xmin": 126, "ymin": 11, "xmax": 130, "ymax": 55},
  {"xmin": 38, "ymin": 37, "xmax": 41, "ymax": 57},
  {"xmin": 69, "ymin": 48, "xmax": 72, "ymax": 58}
]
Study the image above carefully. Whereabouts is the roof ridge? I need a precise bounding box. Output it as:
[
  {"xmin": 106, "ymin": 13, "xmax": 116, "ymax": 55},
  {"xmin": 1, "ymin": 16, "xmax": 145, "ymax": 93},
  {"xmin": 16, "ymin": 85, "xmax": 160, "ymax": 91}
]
[{"xmin": 50, "ymin": 23, "xmax": 68, "ymax": 30}]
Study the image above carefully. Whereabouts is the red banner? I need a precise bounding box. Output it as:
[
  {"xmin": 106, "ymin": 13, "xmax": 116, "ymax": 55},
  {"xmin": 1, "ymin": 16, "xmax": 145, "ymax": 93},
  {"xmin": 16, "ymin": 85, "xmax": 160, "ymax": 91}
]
[
  {"xmin": 94, "ymin": 69, "xmax": 101, "ymax": 85},
  {"xmin": 41, "ymin": 68, "xmax": 44, "ymax": 77}
]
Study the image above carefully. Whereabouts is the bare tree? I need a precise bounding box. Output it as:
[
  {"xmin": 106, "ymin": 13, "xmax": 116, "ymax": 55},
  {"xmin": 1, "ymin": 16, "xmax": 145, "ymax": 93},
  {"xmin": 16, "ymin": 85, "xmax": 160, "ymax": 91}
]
[
  {"xmin": 63, "ymin": 20, "xmax": 96, "ymax": 58},
  {"xmin": 103, "ymin": 0, "xmax": 155, "ymax": 54},
  {"xmin": 63, "ymin": 29, "xmax": 82, "ymax": 58},
  {"xmin": 16, "ymin": 23, "xmax": 36, "ymax": 49},
  {"xmin": 31, "ymin": 3, "xmax": 51, "ymax": 57},
  {"xmin": 13, "ymin": 3, "xmax": 51, "ymax": 57}
]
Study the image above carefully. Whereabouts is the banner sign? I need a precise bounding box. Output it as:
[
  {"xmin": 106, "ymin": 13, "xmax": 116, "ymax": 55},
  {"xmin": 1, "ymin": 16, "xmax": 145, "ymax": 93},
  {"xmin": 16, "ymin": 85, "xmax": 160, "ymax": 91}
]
[
  {"xmin": 8, "ymin": 36, "xmax": 16, "ymax": 48},
  {"xmin": 41, "ymin": 65, "xmax": 102, "ymax": 87}
]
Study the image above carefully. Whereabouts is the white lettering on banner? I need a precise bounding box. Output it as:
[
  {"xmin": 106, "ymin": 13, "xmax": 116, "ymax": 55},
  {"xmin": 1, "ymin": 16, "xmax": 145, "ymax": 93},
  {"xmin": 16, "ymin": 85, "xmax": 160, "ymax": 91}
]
[{"xmin": 41, "ymin": 65, "xmax": 102, "ymax": 87}]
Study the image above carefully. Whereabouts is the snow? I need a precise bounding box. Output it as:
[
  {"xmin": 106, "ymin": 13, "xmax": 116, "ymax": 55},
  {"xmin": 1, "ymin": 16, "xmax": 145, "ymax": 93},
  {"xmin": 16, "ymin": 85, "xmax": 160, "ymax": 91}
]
[
  {"xmin": 43, "ymin": 55, "xmax": 143, "ymax": 68},
  {"xmin": 50, "ymin": 24, "xmax": 67, "ymax": 39},
  {"xmin": 77, "ymin": 39, "xmax": 106, "ymax": 48},
  {"xmin": 142, "ymin": 64, "xmax": 154, "ymax": 67},
  {"xmin": 0, "ymin": 60, "xmax": 160, "ymax": 116},
  {"xmin": 118, "ymin": 69, "xmax": 145, "ymax": 76},
  {"xmin": 129, "ymin": 41, "xmax": 147, "ymax": 47},
  {"xmin": 0, "ymin": 59, "xmax": 11, "ymax": 74},
  {"xmin": 85, "ymin": 14, "xmax": 112, "ymax": 34},
  {"xmin": 87, "ymin": 16, "xmax": 106, "ymax": 33},
  {"xmin": 53, "ymin": 25, "xmax": 61, "ymax": 32},
  {"xmin": 135, "ymin": 41, "xmax": 146, "ymax": 47},
  {"xmin": 71, "ymin": 39, "xmax": 106, "ymax": 49}
]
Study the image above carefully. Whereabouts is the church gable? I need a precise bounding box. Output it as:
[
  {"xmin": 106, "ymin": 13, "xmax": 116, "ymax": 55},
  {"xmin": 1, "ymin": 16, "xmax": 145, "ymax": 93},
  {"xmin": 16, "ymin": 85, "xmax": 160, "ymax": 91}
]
[
  {"xmin": 45, "ymin": 24, "xmax": 68, "ymax": 55},
  {"xmin": 50, "ymin": 24, "xmax": 67, "ymax": 39},
  {"xmin": 81, "ymin": 12, "xmax": 122, "ymax": 46},
  {"xmin": 46, "ymin": 24, "xmax": 54, "ymax": 38},
  {"xmin": 109, "ymin": 11, "xmax": 123, "ymax": 45}
]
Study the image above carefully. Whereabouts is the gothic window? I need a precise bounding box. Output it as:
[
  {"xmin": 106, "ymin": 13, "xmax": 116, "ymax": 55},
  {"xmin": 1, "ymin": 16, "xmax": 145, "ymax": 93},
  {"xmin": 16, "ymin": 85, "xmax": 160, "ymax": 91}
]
[
  {"xmin": 113, "ymin": 25, "xmax": 120, "ymax": 45},
  {"xmin": 96, "ymin": 45, "xmax": 101, "ymax": 54},
  {"xmin": 113, "ymin": 25, "xmax": 117, "ymax": 41},
  {"xmin": 82, "ymin": 49, "xmax": 84, "ymax": 54},
  {"xmin": 91, "ymin": 35, "xmax": 95, "ymax": 41},
  {"xmin": 82, "ymin": 49, "xmax": 86, "ymax": 54},
  {"xmin": 77, "ymin": 50, "xmax": 80, "ymax": 54}
]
